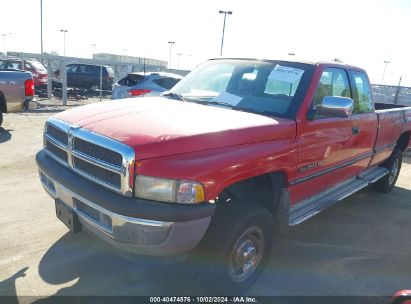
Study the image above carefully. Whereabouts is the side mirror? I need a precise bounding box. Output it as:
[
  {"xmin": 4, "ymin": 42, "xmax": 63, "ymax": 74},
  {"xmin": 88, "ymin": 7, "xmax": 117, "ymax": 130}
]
[{"xmin": 316, "ymin": 96, "xmax": 354, "ymax": 118}]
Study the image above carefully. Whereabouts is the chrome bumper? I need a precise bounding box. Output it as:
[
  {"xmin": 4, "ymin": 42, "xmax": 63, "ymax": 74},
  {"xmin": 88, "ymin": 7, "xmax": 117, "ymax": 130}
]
[{"xmin": 39, "ymin": 171, "xmax": 211, "ymax": 256}]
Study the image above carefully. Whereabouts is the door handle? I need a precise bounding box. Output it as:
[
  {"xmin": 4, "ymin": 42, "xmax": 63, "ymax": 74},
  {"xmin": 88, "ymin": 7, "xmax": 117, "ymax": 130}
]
[{"xmin": 352, "ymin": 126, "xmax": 360, "ymax": 135}]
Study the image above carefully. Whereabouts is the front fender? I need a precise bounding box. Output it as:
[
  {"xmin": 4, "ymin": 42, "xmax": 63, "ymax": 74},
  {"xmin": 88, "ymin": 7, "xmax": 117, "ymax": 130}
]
[{"xmin": 135, "ymin": 139, "xmax": 297, "ymax": 201}]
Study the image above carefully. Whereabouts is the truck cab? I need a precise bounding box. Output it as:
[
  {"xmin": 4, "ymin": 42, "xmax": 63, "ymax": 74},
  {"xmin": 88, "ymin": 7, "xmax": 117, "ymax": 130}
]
[{"xmin": 36, "ymin": 58, "xmax": 411, "ymax": 292}]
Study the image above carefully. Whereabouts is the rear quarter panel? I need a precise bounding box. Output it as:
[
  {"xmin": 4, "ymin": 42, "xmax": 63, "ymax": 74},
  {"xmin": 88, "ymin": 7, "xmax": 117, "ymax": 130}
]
[
  {"xmin": 0, "ymin": 71, "xmax": 32, "ymax": 112},
  {"xmin": 371, "ymin": 107, "xmax": 411, "ymax": 165}
]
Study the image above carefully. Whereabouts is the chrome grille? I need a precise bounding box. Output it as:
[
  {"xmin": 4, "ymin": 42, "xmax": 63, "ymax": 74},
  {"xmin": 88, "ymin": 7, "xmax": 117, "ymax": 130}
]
[
  {"xmin": 73, "ymin": 137, "xmax": 122, "ymax": 167},
  {"xmin": 43, "ymin": 117, "xmax": 135, "ymax": 196},
  {"xmin": 73, "ymin": 157, "xmax": 121, "ymax": 188},
  {"xmin": 46, "ymin": 124, "xmax": 68, "ymax": 145},
  {"xmin": 45, "ymin": 140, "xmax": 68, "ymax": 163}
]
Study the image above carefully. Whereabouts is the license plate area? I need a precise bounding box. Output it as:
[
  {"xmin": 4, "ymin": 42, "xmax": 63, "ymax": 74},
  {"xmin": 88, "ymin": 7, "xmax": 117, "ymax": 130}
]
[{"xmin": 55, "ymin": 199, "xmax": 81, "ymax": 233}]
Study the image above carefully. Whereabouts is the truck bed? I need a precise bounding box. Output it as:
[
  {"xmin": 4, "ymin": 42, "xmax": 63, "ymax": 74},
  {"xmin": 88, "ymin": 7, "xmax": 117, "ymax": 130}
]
[{"xmin": 373, "ymin": 103, "xmax": 411, "ymax": 163}]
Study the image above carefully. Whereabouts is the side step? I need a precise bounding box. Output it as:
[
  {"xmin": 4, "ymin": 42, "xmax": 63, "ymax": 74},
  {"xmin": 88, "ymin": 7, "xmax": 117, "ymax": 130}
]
[
  {"xmin": 289, "ymin": 166, "xmax": 389, "ymax": 226},
  {"xmin": 358, "ymin": 166, "xmax": 389, "ymax": 183}
]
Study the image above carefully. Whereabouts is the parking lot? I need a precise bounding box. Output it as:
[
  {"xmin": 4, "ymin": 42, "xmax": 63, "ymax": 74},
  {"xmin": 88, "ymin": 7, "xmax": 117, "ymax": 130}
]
[{"xmin": 0, "ymin": 112, "xmax": 411, "ymax": 301}]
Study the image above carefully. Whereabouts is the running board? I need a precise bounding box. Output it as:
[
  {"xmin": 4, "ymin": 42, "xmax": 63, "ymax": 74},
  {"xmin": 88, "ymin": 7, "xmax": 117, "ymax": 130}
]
[
  {"xmin": 289, "ymin": 166, "xmax": 389, "ymax": 226},
  {"xmin": 358, "ymin": 166, "xmax": 389, "ymax": 183}
]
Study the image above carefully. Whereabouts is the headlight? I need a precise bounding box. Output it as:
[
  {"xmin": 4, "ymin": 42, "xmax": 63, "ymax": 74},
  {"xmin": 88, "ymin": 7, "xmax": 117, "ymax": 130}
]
[{"xmin": 134, "ymin": 175, "xmax": 205, "ymax": 204}]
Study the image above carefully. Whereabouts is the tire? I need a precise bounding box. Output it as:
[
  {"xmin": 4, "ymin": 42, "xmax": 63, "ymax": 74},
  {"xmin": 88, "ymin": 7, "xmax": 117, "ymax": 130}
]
[
  {"xmin": 373, "ymin": 149, "xmax": 402, "ymax": 193},
  {"xmin": 0, "ymin": 94, "xmax": 4, "ymax": 127},
  {"xmin": 194, "ymin": 200, "xmax": 275, "ymax": 294}
]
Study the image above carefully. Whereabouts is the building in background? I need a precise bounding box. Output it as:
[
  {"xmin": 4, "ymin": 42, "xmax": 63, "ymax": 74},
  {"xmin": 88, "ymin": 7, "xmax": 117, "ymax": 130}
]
[{"xmin": 93, "ymin": 53, "xmax": 167, "ymax": 70}]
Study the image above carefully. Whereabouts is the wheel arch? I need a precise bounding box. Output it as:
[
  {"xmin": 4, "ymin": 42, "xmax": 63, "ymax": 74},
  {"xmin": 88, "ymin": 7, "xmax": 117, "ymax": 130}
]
[
  {"xmin": 396, "ymin": 131, "xmax": 410, "ymax": 152},
  {"xmin": 216, "ymin": 171, "xmax": 290, "ymax": 234}
]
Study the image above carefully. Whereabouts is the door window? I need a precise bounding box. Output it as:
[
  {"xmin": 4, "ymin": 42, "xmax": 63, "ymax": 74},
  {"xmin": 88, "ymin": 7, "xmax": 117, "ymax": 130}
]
[
  {"xmin": 312, "ymin": 68, "xmax": 351, "ymax": 108},
  {"xmin": 77, "ymin": 65, "xmax": 86, "ymax": 74},
  {"xmin": 67, "ymin": 65, "xmax": 78, "ymax": 74},
  {"xmin": 350, "ymin": 71, "xmax": 373, "ymax": 113}
]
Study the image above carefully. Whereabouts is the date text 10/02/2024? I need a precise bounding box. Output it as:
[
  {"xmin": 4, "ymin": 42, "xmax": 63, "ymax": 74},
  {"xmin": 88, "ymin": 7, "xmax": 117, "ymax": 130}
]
[{"xmin": 149, "ymin": 297, "xmax": 258, "ymax": 303}]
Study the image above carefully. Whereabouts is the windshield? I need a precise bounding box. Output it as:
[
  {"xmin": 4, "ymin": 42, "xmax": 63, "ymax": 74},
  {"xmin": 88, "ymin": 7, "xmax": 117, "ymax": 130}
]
[
  {"xmin": 170, "ymin": 59, "xmax": 314, "ymax": 118},
  {"xmin": 0, "ymin": 60, "xmax": 22, "ymax": 69},
  {"xmin": 29, "ymin": 60, "xmax": 47, "ymax": 72}
]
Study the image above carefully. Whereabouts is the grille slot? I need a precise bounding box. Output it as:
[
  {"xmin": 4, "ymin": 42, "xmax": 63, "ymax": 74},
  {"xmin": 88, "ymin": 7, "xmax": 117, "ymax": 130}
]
[
  {"xmin": 73, "ymin": 137, "xmax": 122, "ymax": 167},
  {"xmin": 74, "ymin": 198, "xmax": 112, "ymax": 231},
  {"xmin": 46, "ymin": 124, "xmax": 68, "ymax": 145},
  {"xmin": 45, "ymin": 140, "xmax": 68, "ymax": 163},
  {"xmin": 73, "ymin": 157, "xmax": 121, "ymax": 188}
]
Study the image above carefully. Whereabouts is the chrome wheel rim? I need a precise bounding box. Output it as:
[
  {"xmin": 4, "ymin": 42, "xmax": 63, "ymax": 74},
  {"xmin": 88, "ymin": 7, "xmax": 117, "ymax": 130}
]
[
  {"xmin": 228, "ymin": 226, "xmax": 265, "ymax": 283},
  {"xmin": 388, "ymin": 158, "xmax": 400, "ymax": 185}
]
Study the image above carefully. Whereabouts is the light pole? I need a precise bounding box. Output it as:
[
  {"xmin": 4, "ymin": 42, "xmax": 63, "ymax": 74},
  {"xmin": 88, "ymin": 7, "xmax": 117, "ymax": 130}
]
[
  {"xmin": 219, "ymin": 10, "xmax": 232, "ymax": 57},
  {"xmin": 177, "ymin": 53, "xmax": 182, "ymax": 69},
  {"xmin": 168, "ymin": 41, "xmax": 175, "ymax": 69},
  {"xmin": 40, "ymin": 0, "xmax": 43, "ymax": 54},
  {"xmin": 60, "ymin": 29, "xmax": 68, "ymax": 56},
  {"xmin": 1, "ymin": 33, "xmax": 11, "ymax": 56},
  {"xmin": 91, "ymin": 44, "xmax": 96, "ymax": 58},
  {"xmin": 381, "ymin": 60, "xmax": 390, "ymax": 84}
]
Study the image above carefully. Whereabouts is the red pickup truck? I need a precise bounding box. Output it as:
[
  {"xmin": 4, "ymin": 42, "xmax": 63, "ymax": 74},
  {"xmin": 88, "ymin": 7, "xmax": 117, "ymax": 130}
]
[{"xmin": 36, "ymin": 59, "xmax": 411, "ymax": 292}]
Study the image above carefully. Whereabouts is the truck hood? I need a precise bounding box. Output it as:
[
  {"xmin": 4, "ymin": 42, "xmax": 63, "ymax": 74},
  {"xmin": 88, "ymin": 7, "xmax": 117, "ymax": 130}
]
[{"xmin": 54, "ymin": 97, "xmax": 296, "ymax": 160}]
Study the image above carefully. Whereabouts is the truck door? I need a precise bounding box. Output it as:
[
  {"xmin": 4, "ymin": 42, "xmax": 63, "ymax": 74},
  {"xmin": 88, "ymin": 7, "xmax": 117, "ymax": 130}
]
[
  {"xmin": 292, "ymin": 67, "xmax": 358, "ymax": 203},
  {"xmin": 347, "ymin": 70, "xmax": 378, "ymax": 171}
]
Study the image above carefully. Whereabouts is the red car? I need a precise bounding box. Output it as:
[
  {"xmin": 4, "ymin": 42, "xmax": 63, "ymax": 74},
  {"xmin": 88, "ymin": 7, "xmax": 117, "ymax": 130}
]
[
  {"xmin": 392, "ymin": 290, "xmax": 411, "ymax": 304},
  {"xmin": 0, "ymin": 57, "xmax": 48, "ymax": 92},
  {"xmin": 36, "ymin": 59, "xmax": 411, "ymax": 292}
]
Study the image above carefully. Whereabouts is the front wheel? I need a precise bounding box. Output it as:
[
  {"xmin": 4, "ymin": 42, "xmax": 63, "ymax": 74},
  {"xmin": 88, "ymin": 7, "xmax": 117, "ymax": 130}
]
[
  {"xmin": 195, "ymin": 201, "xmax": 275, "ymax": 293},
  {"xmin": 373, "ymin": 149, "xmax": 402, "ymax": 193}
]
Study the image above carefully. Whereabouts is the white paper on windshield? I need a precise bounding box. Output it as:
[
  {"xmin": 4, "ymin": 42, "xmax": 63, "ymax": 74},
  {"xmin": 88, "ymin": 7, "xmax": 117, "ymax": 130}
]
[
  {"xmin": 210, "ymin": 91, "xmax": 243, "ymax": 106},
  {"xmin": 268, "ymin": 65, "xmax": 305, "ymax": 83}
]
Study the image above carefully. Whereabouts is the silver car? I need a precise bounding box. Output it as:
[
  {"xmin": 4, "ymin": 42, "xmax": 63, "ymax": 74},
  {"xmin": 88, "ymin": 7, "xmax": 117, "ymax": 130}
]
[{"xmin": 112, "ymin": 72, "xmax": 183, "ymax": 99}]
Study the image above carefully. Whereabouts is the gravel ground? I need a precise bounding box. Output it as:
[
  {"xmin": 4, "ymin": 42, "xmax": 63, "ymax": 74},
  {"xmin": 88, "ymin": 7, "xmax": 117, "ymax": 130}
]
[{"xmin": 33, "ymin": 97, "xmax": 110, "ymax": 112}]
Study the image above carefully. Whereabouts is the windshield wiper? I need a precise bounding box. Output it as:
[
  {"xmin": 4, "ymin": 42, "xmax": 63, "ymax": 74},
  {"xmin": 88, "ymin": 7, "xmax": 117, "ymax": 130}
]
[
  {"xmin": 206, "ymin": 100, "xmax": 236, "ymax": 109},
  {"xmin": 180, "ymin": 96, "xmax": 235, "ymax": 109},
  {"xmin": 161, "ymin": 92, "xmax": 186, "ymax": 101}
]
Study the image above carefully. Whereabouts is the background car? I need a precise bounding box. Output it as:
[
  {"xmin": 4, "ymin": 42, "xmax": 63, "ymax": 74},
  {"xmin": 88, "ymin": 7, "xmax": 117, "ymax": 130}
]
[
  {"xmin": 111, "ymin": 72, "xmax": 182, "ymax": 99},
  {"xmin": 0, "ymin": 57, "xmax": 48, "ymax": 93},
  {"xmin": 392, "ymin": 290, "xmax": 411, "ymax": 304},
  {"xmin": 54, "ymin": 63, "xmax": 114, "ymax": 91}
]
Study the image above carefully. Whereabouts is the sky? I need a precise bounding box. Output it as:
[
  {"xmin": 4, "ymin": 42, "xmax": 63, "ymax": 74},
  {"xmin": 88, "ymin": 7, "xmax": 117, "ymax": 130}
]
[{"xmin": 1, "ymin": 0, "xmax": 411, "ymax": 86}]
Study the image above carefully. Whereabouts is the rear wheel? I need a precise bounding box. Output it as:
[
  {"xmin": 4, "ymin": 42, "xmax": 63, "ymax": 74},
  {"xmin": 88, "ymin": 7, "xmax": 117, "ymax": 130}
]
[
  {"xmin": 0, "ymin": 94, "xmax": 4, "ymax": 127},
  {"xmin": 195, "ymin": 200, "xmax": 275, "ymax": 293},
  {"xmin": 373, "ymin": 149, "xmax": 402, "ymax": 193}
]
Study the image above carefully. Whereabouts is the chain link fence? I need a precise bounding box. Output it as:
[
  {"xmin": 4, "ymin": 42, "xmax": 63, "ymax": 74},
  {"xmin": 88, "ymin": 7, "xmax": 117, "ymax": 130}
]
[
  {"xmin": 371, "ymin": 84, "xmax": 411, "ymax": 106},
  {"xmin": 1, "ymin": 52, "xmax": 168, "ymax": 106}
]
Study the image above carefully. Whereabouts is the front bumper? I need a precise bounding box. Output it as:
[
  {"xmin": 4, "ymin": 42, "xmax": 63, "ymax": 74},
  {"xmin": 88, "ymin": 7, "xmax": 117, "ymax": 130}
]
[{"xmin": 36, "ymin": 150, "xmax": 215, "ymax": 256}]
